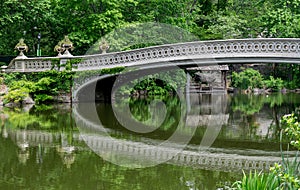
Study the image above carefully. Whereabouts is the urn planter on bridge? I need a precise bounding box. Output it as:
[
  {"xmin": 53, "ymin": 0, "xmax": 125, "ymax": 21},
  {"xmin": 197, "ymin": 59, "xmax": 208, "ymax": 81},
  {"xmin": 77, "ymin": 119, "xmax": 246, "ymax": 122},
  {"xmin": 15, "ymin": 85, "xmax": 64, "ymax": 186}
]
[
  {"xmin": 15, "ymin": 38, "xmax": 28, "ymax": 59},
  {"xmin": 99, "ymin": 40, "xmax": 109, "ymax": 54},
  {"xmin": 55, "ymin": 36, "xmax": 74, "ymax": 57},
  {"xmin": 54, "ymin": 43, "xmax": 65, "ymax": 57}
]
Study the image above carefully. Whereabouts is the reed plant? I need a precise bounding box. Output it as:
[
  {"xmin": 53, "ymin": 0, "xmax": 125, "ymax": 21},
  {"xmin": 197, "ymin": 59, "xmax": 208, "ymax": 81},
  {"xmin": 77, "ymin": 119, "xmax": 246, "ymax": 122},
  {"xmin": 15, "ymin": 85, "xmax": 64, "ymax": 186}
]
[
  {"xmin": 231, "ymin": 170, "xmax": 280, "ymax": 190},
  {"xmin": 227, "ymin": 133, "xmax": 300, "ymax": 190}
]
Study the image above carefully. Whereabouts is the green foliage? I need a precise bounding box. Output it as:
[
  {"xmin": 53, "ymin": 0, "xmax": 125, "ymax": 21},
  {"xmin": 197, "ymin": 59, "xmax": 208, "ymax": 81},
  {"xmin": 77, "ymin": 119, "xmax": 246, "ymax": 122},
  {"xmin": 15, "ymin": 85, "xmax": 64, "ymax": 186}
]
[
  {"xmin": 260, "ymin": 0, "xmax": 300, "ymax": 38},
  {"xmin": 231, "ymin": 68, "xmax": 285, "ymax": 91},
  {"xmin": 270, "ymin": 161, "xmax": 300, "ymax": 189},
  {"xmin": 2, "ymin": 104, "xmax": 73, "ymax": 130},
  {"xmin": 3, "ymin": 79, "xmax": 35, "ymax": 103},
  {"xmin": 133, "ymin": 77, "xmax": 174, "ymax": 96},
  {"xmin": 230, "ymin": 157, "xmax": 300, "ymax": 189},
  {"xmin": 100, "ymin": 67, "xmax": 125, "ymax": 75},
  {"xmin": 2, "ymin": 70, "xmax": 74, "ymax": 104},
  {"xmin": 1, "ymin": 72, "xmax": 21, "ymax": 85},
  {"xmin": 3, "ymin": 88, "xmax": 29, "ymax": 104},
  {"xmin": 87, "ymin": 22, "xmax": 199, "ymax": 54},
  {"xmin": 231, "ymin": 170, "xmax": 280, "ymax": 190},
  {"xmin": 264, "ymin": 76, "xmax": 284, "ymax": 90},
  {"xmin": 231, "ymin": 68, "xmax": 264, "ymax": 90},
  {"xmin": 7, "ymin": 80, "xmax": 36, "ymax": 91},
  {"xmin": 281, "ymin": 112, "xmax": 300, "ymax": 150},
  {"xmin": 64, "ymin": 58, "xmax": 82, "ymax": 71},
  {"xmin": 284, "ymin": 64, "xmax": 300, "ymax": 89},
  {"xmin": 231, "ymin": 94, "xmax": 264, "ymax": 115},
  {"xmin": 1, "ymin": 0, "xmax": 300, "ymax": 56},
  {"xmin": 114, "ymin": 95, "xmax": 185, "ymax": 134},
  {"xmin": 0, "ymin": 62, "xmax": 6, "ymax": 67},
  {"xmin": 116, "ymin": 70, "xmax": 185, "ymax": 96},
  {"xmin": 205, "ymin": 12, "xmax": 247, "ymax": 39},
  {"xmin": 34, "ymin": 94, "xmax": 53, "ymax": 104},
  {"xmin": 230, "ymin": 111, "xmax": 300, "ymax": 190},
  {"xmin": 49, "ymin": 58, "xmax": 60, "ymax": 70},
  {"xmin": 1, "ymin": 67, "xmax": 129, "ymax": 104}
]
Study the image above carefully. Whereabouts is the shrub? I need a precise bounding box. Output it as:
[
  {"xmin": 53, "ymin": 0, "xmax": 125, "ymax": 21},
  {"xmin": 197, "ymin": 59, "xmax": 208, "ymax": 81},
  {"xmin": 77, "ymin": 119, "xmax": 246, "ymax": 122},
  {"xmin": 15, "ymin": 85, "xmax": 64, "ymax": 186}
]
[
  {"xmin": 231, "ymin": 68, "xmax": 264, "ymax": 90},
  {"xmin": 3, "ymin": 88, "xmax": 30, "ymax": 104},
  {"xmin": 264, "ymin": 76, "xmax": 284, "ymax": 90},
  {"xmin": 34, "ymin": 94, "xmax": 53, "ymax": 104},
  {"xmin": 3, "ymin": 80, "xmax": 36, "ymax": 103},
  {"xmin": 3, "ymin": 77, "xmax": 57, "ymax": 104}
]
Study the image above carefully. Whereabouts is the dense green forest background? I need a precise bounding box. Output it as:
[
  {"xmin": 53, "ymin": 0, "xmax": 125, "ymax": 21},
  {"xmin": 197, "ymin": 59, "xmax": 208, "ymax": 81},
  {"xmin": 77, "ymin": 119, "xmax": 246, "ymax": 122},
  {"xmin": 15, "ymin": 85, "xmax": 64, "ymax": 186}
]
[{"xmin": 1, "ymin": 0, "xmax": 300, "ymax": 57}]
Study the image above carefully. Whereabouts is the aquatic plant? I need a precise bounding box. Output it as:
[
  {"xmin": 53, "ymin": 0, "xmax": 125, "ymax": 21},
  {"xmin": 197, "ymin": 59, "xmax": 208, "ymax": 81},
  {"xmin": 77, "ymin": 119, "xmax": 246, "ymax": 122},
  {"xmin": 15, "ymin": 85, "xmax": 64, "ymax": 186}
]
[{"xmin": 231, "ymin": 170, "xmax": 280, "ymax": 190}]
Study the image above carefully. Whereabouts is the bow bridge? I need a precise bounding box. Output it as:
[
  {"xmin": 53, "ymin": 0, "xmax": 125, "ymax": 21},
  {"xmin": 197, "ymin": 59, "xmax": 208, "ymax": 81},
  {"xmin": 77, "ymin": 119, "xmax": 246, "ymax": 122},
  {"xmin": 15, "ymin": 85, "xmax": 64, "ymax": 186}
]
[
  {"xmin": 6, "ymin": 38, "xmax": 300, "ymax": 73},
  {"xmin": 6, "ymin": 38, "xmax": 300, "ymax": 101}
]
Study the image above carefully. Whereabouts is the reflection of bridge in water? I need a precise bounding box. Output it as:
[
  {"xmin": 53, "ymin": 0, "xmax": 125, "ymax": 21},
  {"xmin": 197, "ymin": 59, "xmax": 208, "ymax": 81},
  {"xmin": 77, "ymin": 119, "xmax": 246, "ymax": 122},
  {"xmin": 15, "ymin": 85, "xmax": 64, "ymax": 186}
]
[
  {"xmin": 5, "ymin": 93, "xmax": 291, "ymax": 171},
  {"xmin": 6, "ymin": 94, "xmax": 290, "ymax": 171},
  {"xmin": 6, "ymin": 126, "xmax": 291, "ymax": 172}
]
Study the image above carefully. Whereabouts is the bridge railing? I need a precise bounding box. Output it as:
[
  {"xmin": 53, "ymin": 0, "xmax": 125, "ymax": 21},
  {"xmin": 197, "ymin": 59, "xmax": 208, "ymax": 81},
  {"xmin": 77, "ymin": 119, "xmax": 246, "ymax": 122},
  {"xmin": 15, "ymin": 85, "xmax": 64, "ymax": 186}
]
[{"xmin": 6, "ymin": 38, "xmax": 300, "ymax": 72}]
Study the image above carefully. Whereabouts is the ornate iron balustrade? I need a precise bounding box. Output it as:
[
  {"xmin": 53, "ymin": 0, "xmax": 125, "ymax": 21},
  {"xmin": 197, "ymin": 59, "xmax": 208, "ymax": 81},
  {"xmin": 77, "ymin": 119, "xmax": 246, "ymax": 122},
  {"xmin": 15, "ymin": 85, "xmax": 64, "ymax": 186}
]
[{"xmin": 6, "ymin": 38, "xmax": 300, "ymax": 72}]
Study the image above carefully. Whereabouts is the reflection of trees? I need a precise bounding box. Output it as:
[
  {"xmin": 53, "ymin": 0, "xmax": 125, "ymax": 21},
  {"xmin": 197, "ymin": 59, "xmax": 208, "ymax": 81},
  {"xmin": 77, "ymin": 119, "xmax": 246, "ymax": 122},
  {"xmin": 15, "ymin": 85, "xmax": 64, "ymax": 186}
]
[
  {"xmin": 0, "ymin": 137, "xmax": 241, "ymax": 190},
  {"xmin": 2, "ymin": 104, "xmax": 74, "ymax": 131},
  {"xmin": 231, "ymin": 94, "xmax": 264, "ymax": 115},
  {"xmin": 229, "ymin": 93, "xmax": 300, "ymax": 140},
  {"xmin": 229, "ymin": 94, "xmax": 268, "ymax": 139},
  {"xmin": 57, "ymin": 126, "xmax": 76, "ymax": 169},
  {"xmin": 128, "ymin": 96, "xmax": 183, "ymax": 132},
  {"xmin": 0, "ymin": 114, "xmax": 8, "ymax": 138},
  {"xmin": 0, "ymin": 102, "xmax": 243, "ymax": 189},
  {"xmin": 3, "ymin": 93, "xmax": 300, "ymax": 189},
  {"xmin": 1, "ymin": 104, "xmax": 77, "ymax": 168}
]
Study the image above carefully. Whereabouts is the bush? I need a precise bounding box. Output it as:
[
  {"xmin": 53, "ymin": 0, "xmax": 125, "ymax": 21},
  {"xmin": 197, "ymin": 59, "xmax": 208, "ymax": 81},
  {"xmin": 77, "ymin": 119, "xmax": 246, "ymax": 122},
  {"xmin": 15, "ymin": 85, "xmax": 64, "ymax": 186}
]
[
  {"xmin": 3, "ymin": 77, "xmax": 58, "ymax": 104},
  {"xmin": 34, "ymin": 94, "xmax": 53, "ymax": 103},
  {"xmin": 231, "ymin": 68, "xmax": 264, "ymax": 90},
  {"xmin": 3, "ymin": 88, "xmax": 30, "ymax": 104},
  {"xmin": 264, "ymin": 76, "xmax": 284, "ymax": 90},
  {"xmin": 3, "ymin": 80, "xmax": 35, "ymax": 103}
]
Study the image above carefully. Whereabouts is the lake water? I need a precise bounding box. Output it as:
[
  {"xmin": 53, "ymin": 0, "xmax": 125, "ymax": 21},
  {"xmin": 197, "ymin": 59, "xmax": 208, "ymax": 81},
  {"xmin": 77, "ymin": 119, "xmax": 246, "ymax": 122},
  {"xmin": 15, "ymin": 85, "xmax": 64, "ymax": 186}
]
[{"xmin": 0, "ymin": 93, "xmax": 299, "ymax": 190}]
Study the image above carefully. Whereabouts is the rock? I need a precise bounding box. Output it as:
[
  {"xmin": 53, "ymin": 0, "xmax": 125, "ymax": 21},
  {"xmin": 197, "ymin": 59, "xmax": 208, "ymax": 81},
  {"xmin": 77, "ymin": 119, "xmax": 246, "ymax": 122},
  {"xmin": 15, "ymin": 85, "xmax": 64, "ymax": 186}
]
[
  {"xmin": 22, "ymin": 96, "xmax": 35, "ymax": 104},
  {"xmin": 253, "ymin": 88, "xmax": 260, "ymax": 94},
  {"xmin": 0, "ymin": 85, "xmax": 8, "ymax": 95},
  {"xmin": 53, "ymin": 93, "xmax": 72, "ymax": 103},
  {"xmin": 253, "ymin": 88, "xmax": 271, "ymax": 95},
  {"xmin": 23, "ymin": 104, "xmax": 34, "ymax": 112},
  {"xmin": 5, "ymin": 102, "xmax": 21, "ymax": 107}
]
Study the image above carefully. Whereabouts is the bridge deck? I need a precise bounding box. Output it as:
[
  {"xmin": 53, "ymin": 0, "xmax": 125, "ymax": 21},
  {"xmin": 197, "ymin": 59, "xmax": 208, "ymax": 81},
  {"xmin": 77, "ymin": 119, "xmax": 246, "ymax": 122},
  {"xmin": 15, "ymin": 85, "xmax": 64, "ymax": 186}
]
[{"xmin": 6, "ymin": 38, "xmax": 300, "ymax": 73}]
